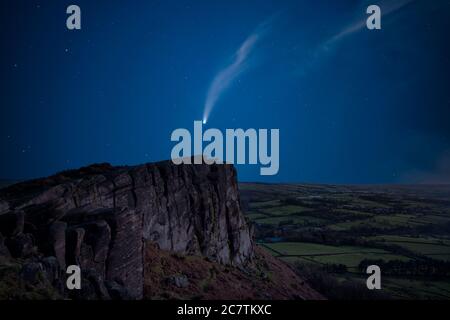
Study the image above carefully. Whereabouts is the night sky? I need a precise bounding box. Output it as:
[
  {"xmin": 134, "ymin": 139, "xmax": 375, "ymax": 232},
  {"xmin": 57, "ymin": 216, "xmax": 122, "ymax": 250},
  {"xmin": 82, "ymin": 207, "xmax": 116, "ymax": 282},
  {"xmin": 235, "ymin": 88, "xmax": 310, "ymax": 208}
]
[{"xmin": 1, "ymin": 0, "xmax": 450, "ymax": 184}]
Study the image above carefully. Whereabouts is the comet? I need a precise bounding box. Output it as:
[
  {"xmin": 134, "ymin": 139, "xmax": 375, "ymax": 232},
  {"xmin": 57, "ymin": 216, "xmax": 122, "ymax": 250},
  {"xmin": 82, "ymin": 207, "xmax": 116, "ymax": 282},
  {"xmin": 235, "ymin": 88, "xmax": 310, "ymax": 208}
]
[{"xmin": 202, "ymin": 17, "xmax": 274, "ymax": 123}]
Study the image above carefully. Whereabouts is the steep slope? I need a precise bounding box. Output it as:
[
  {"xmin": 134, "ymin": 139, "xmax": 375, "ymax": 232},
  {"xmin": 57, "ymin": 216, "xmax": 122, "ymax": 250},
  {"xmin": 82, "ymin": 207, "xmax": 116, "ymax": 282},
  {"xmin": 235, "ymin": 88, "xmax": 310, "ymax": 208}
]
[{"xmin": 144, "ymin": 243, "xmax": 324, "ymax": 300}]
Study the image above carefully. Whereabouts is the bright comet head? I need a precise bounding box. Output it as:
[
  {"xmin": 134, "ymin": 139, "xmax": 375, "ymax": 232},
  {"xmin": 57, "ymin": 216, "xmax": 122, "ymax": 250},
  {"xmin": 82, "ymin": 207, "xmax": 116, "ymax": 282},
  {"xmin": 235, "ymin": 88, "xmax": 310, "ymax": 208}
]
[{"xmin": 202, "ymin": 118, "xmax": 207, "ymax": 125}]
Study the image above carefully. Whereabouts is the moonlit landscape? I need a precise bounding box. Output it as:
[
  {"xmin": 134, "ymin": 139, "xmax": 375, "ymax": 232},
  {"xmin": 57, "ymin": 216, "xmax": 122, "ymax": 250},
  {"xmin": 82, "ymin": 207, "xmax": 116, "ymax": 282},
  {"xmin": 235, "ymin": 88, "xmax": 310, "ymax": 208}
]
[{"xmin": 0, "ymin": 0, "xmax": 449, "ymax": 305}]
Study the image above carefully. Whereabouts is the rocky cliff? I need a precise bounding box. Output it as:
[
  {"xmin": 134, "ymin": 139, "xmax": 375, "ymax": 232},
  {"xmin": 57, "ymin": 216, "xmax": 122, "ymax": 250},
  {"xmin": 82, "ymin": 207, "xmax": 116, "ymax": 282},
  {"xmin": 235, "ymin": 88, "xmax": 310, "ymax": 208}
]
[{"xmin": 0, "ymin": 161, "xmax": 254, "ymax": 299}]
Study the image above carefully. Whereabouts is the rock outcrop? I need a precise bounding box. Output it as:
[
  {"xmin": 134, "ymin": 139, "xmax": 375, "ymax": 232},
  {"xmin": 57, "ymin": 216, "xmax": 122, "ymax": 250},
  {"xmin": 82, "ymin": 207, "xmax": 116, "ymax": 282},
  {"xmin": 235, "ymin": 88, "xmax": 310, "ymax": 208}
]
[{"xmin": 0, "ymin": 161, "xmax": 254, "ymax": 299}]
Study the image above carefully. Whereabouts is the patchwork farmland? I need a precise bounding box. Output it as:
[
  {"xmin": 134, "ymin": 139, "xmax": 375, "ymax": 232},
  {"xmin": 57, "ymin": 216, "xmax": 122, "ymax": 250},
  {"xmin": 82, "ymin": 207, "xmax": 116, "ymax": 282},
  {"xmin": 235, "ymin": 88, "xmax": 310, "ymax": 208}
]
[{"xmin": 240, "ymin": 183, "xmax": 450, "ymax": 299}]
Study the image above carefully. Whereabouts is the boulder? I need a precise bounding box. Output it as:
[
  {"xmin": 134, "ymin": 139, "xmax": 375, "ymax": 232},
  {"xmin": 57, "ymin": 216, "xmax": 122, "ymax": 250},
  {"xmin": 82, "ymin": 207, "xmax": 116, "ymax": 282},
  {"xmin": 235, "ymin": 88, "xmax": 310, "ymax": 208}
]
[
  {"xmin": 6, "ymin": 233, "xmax": 35, "ymax": 258},
  {"xmin": 105, "ymin": 280, "xmax": 132, "ymax": 300},
  {"xmin": 165, "ymin": 274, "xmax": 189, "ymax": 288}
]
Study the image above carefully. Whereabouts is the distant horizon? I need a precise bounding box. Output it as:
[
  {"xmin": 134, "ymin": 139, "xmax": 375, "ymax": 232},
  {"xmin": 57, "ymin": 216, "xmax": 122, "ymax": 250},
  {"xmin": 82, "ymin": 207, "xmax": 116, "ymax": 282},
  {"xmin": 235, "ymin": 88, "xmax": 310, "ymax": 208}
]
[{"xmin": 1, "ymin": 159, "xmax": 450, "ymax": 187}]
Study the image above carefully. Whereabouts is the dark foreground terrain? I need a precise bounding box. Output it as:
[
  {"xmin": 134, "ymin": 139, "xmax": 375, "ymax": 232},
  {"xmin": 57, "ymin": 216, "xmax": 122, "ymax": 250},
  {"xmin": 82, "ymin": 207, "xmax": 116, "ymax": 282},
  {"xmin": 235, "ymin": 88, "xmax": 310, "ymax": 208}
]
[
  {"xmin": 0, "ymin": 162, "xmax": 321, "ymax": 300},
  {"xmin": 240, "ymin": 183, "xmax": 450, "ymax": 299},
  {"xmin": 2, "ymin": 164, "xmax": 449, "ymax": 300}
]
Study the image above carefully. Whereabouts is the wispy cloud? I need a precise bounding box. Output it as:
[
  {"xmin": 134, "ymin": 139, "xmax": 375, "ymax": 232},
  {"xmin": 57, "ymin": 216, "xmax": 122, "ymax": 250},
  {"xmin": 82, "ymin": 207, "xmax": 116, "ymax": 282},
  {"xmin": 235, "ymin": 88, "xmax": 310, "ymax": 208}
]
[
  {"xmin": 402, "ymin": 150, "xmax": 450, "ymax": 184},
  {"xmin": 202, "ymin": 17, "xmax": 275, "ymax": 123},
  {"xmin": 296, "ymin": 0, "xmax": 415, "ymax": 76},
  {"xmin": 326, "ymin": 0, "xmax": 415, "ymax": 47}
]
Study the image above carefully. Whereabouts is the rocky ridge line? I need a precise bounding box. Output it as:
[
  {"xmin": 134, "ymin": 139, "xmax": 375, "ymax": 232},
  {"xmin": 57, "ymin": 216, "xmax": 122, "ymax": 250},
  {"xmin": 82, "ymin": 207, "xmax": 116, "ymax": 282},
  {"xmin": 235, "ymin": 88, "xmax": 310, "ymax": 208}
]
[{"xmin": 0, "ymin": 161, "xmax": 253, "ymax": 299}]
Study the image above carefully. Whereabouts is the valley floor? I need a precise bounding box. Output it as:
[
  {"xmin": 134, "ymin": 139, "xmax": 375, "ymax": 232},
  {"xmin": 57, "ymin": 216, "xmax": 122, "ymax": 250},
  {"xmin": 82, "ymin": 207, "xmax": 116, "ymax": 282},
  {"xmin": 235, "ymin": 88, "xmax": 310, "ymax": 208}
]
[{"xmin": 239, "ymin": 183, "xmax": 450, "ymax": 299}]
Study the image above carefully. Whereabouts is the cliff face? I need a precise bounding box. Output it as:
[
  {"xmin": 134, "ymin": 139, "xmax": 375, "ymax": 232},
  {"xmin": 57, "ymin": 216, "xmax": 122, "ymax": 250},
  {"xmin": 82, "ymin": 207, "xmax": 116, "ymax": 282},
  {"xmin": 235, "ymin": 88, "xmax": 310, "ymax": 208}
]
[{"xmin": 0, "ymin": 161, "xmax": 253, "ymax": 299}]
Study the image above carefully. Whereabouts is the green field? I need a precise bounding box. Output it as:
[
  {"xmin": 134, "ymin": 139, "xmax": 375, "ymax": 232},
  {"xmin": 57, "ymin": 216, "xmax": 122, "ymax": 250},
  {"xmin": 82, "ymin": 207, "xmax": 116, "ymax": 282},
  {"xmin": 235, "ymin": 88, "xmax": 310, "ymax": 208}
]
[
  {"xmin": 264, "ymin": 242, "xmax": 386, "ymax": 256},
  {"xmin": 241, "ymin": 183, "xmax": 450, "ymax": 299},
  {"xmin": 379, "ymin": 277, "xmax": 450, "ymax": 299},
  {"xmin": 259, "ymin": 205, "xmax": 311, "ymax": 215},
  {"xmin": 257, "ymin": 216, "xmax": 325, "ymax": 226},
  {"xmin": 248, "ymin": 200, "xmax": 281, "ymax": 209},
  {"xmin": 261, "ymin": 242, "xmax": 410, "ymax": 269},
  {"xmin": 366, "ymin": 235, "xmax": 450, "ymax": 261}
]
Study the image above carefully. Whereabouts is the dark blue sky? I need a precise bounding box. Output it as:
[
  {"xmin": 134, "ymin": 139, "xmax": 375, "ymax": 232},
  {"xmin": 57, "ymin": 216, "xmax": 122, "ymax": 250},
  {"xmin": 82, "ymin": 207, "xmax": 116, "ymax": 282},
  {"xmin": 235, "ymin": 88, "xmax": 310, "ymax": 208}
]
[{"xmin": 1, "ymin": 0, "xmax": 449, "ymax": 184}]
